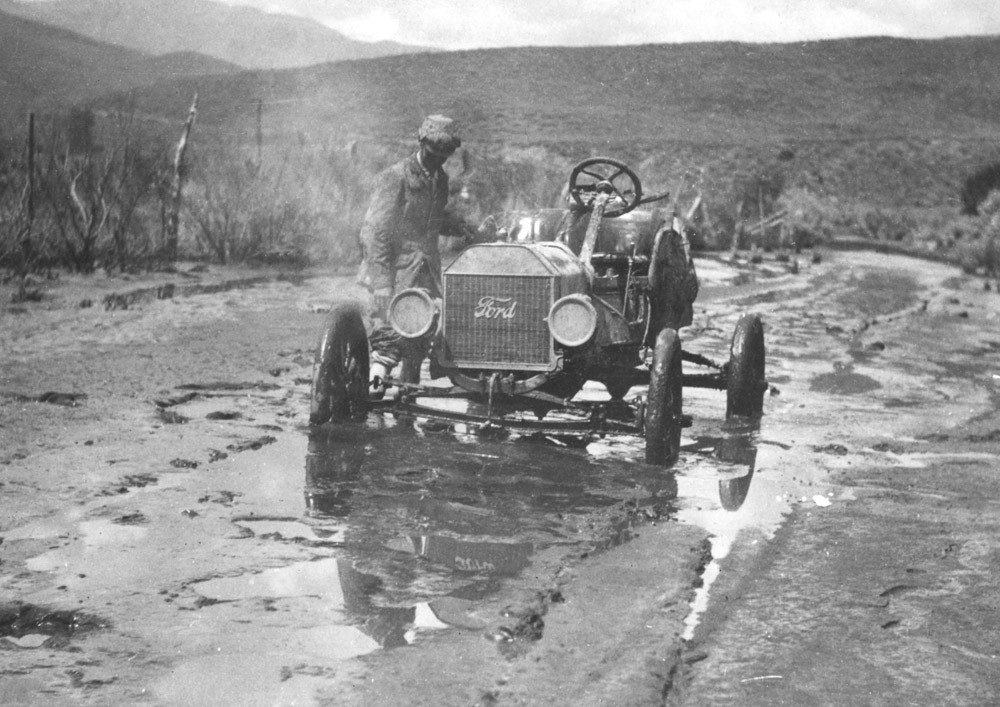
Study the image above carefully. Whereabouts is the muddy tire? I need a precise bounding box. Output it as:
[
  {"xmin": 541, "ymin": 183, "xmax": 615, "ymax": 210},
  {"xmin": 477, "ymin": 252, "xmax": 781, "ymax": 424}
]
[
  {"xmin": 310, "ymin": 303, "xmax": 370, "ymax": 425},
  {"xmin": 645, "ymin": 328, "xmax": 683, "ymax": 466},
  {"xmin": 726, "ymin": 313, "xmax": 766, "ymax": 420}
]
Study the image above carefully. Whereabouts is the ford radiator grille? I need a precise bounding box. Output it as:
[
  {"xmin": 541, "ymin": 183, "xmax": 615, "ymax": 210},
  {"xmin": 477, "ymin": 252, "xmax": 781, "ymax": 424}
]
[{"xmin": 443, "ymin": 274, "xmax": 553, "ymax": 369}]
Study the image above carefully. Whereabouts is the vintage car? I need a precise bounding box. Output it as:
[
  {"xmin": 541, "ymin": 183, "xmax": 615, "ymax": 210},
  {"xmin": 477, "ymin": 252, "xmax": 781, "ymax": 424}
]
[{"xmin": 310, "ymin": 157, "xmax": 766, "ymax": 465}]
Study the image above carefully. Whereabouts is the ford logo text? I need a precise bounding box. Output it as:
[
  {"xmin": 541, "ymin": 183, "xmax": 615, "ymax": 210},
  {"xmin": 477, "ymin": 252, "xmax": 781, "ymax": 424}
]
[{"xmin": 474, "ymin": 296, "xmax": 518, "ymax": 320}]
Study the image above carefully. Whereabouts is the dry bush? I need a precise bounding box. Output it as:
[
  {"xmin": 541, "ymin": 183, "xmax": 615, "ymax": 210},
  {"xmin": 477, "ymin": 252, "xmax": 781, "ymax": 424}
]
[
  {"xmin": 954, "ymin": 191, "xmax": 1000, "ymax": 275},
  {"xmin": 683, "ymin": 154, "xmax": 791, "ymax": 249},
  {"xmin": 853, "ymin": 206, "xmax": 919, "ymax": 243},
  {"xmin": 776, "ymin": 188, "xmax": 838, "ymax": 248},
  {"xmin": 30, "ymin": 116, "xmax": 990, "ymax": 274},
  {"xmin": 181, "ymin": 142, "xmax": 573, "ymax": 268},
  {"xmin": 0, "ymin": 152, "xmax": 29, "ymax": 269},
  {"xmin": 961, "ymin": 162, "xmax": 1000, "ymax": 215},
  {"xmin": 2, "ymin": 110, "xmax": 171, "ymax": 274},
  {"xmin": 182, "ymin": 139, "xmax": 398, "ymax": 267},
  {"xmin": 897, "ymin": 194, "xmax": 1000, "ymax": 274},
  {"xmin": 0, "ymin": 135, "xmax": 62, "ymax": 275}
]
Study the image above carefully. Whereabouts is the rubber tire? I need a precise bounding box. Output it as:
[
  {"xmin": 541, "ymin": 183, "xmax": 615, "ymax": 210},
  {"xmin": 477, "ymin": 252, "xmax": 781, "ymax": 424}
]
[
  {"xmin": 644, "ymin": 328, "xmax": 683, "ymax": 466},
  {"xmin": 310, "ymin": 303, "xmax": 370, "ymax": 425},
  {"xmin": 726, "ymin": 313, "xmax": 766, "ymax": 420}
]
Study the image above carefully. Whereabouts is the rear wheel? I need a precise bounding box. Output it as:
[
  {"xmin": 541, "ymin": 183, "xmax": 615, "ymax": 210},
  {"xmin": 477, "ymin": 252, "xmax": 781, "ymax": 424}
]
[
  {"xmin": 645, "ymin": 328, "xmax": 683, "ymax": 466},
  {"xmin": 726, "ymin": 314, "xmax": 766, "ymax": 420},
  {"xmin": 310, "ymin": 303, "xmax": 370, "ymax": 425}
]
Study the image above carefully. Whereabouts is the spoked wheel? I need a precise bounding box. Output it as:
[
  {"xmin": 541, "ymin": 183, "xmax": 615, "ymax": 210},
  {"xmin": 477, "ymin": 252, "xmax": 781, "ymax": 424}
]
[
  {"xmin": 726, "ymin": 313, "xmax": 766, "ymax": 420},
  {"xmin": 644, "ymin": 327, "xmax": 683, "ymax": 466},
  {"xmin": 309, "ymin": 303, "xmax": 370, "ymax": 425}
]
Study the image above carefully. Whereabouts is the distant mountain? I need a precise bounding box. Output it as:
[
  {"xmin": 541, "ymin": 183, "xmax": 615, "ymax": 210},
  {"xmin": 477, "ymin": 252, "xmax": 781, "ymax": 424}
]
[
  {"xmin": 0, "ymin": 8, "xmax": 238, "ymax": 129},
  {"xmin": 0, "ymin": 0, "xmax": 435, "ymax": 69}
]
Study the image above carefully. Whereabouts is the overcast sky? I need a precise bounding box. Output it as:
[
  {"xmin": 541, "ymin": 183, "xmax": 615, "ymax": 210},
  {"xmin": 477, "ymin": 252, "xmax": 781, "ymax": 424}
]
[{"xmin": 216, "ymin": 0, "xmax": 1000, "ymax": 50}]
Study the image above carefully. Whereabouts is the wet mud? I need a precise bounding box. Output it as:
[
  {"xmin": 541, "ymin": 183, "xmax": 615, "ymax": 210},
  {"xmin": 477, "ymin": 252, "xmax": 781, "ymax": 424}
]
[
  {"xmin": 668, "ymin": 254, "xmax": 1000, "ymax": 706},
  {"xmin": 1, "ymin": 251, "xmax": 998, "ymax": 705},
  {"xmin": 0, "ymin": 604, "xmax": 108, "ymax": 648}
]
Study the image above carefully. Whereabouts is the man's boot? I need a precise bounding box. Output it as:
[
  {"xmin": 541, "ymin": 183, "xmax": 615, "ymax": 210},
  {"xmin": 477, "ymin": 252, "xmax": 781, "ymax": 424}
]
[{"xmin": 399, "ymin": 357, "xmax": 422, "ymax": 385}]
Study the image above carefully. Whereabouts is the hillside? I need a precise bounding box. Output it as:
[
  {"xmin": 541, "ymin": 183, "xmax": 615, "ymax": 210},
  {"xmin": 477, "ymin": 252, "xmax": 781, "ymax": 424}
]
[
  {"xmin": 6, "ymin": 30, "xmax": 1000, "ymax": 224},
  {"xmin": 119, "ymin": 36, "xmax": 1000, "ymax": 146},
  {"xmin": 0, "ymin": 0, "xmax": 435, "ymax": 69},
  {"xmin": 85, "ymin": 35, "xmax": 1000, "ymax": 209},
  {"xmin": 0, "ymin": 8, "xmax": 238, "ymax": 130}
]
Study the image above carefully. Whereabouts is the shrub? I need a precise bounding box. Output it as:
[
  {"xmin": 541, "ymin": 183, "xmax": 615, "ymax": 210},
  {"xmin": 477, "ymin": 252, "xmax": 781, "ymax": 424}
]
[
  {"xmin": 18, "ymin": 110, "xmax": 170, "ymax": 274},
  {"xmin": 960, "ymin": 162, "xmax": 1000, "ymax": 215},
  {"xmin": 182, "ymin": 139, "xmax": 394, "ymax": 267},
  {"xmin": 856, "ymin": 207, "xmax": 918, "ymax": 242},
  {"xmin": 777, "ymin": 188, "xmax": 837, "ymax": 248}
]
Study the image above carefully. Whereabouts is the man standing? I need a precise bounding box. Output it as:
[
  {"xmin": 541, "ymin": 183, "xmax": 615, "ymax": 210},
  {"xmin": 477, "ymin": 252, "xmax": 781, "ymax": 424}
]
[{"xmin": 357, "ymin": 114, "xmax": 462, "ymax": 388}]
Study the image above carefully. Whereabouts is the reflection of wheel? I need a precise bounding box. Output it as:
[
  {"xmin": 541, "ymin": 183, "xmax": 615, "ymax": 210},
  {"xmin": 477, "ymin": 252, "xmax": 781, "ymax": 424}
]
[
  {"xmin": 645, "ymin": 328, "xmax": 682, "ymax": 466},
  {"xmin": 718, "ymin": 470, "xmax": 754, "ymax": 512},
  {"xmin": 310, "ymin": 303, "xmax": 370, "ymax": 425},
  {"xmin": 604, "ymin": 377, "xmax": 632, "ymax": 400},
  {"xmin": 726, "ymin": 314, "xmax": 766, "ymax": 420},
  {"xmin": 568, "ymin": 157, "xmax": 643, "ymax": 218},
  {"xmin": 716, "ymin": 433, "xmax": 758, "ymax": 511}
]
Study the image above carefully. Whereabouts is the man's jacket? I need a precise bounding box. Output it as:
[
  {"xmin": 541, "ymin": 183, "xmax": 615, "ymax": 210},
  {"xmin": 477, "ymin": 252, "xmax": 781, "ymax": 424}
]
[{"xmin": 358, "ymin": 153, "xmax": 449, "ymax": 293}]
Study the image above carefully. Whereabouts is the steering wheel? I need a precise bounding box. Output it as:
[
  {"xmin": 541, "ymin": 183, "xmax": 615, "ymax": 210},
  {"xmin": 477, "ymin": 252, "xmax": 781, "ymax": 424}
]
[{"xmin": 568, "ymin": 157, "xmax": 643, "ymax": 218}]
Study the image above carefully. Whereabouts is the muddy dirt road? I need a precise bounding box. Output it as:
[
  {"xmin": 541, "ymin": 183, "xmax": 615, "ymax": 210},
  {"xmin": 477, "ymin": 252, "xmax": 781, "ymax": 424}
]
[{"xmin": 1, "ymin": 250, "xmax": 998, "ymax": 706}]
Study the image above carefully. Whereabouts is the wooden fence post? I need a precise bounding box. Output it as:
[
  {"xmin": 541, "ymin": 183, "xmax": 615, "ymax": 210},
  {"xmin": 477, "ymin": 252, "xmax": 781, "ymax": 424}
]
[
  {"xmin": 26, "ymin": 111, "xmax": 34, "ymax": 228},
  {"xmin": 255, "ymin": 97, "xmax": 263, "ymax": 168},
  {"xmin": 17, "ymin": 111, "xmax": 36, "ymax": 295},
  {"xmin": 165, "ymin": 92, "xmax": 198, "ymax": 262}
]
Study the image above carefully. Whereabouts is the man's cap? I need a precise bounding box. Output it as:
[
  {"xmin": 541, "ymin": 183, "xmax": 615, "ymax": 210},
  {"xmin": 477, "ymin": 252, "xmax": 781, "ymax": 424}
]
[{"xmin": 418, "ymin": 114, "xmax": 461, "ymax": 153}]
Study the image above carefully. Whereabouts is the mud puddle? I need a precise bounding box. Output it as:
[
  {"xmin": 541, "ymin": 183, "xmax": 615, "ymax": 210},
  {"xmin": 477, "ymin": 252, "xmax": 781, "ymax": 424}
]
[
  {"xmin": 146, "ymin": 423, "xmax": 685, "ymax": 704},
  {"xmin": 235, "ymin": 518, "xmax": 345, "ymax": 544},
  {"xmin": 296, "ymin": 407, "xmax": 774, "ymax": 652},
  {"xmin": 0, "ymin": 603, "xmax": 108, "ymax": 649},
  {"xmin": 192, "ymin": 557, "xmax": 347, "ymax": 602}
]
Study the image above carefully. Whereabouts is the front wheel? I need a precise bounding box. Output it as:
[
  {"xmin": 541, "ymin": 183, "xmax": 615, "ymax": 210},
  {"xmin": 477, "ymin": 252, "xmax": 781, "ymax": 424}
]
[
  {"xmin": 726, "ymin": 313, "xmax": 766, "ymax": 420},
  {"xmin": 645, "ymin": 328, "xmax": 683, "ymax": 466},
  {"xmin": 310, "ymin": 303, "xmax": 370, "ymax": 425}
]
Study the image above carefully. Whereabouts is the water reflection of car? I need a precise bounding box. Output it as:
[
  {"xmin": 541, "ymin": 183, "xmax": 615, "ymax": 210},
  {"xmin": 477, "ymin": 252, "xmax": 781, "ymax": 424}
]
[
  {"xmin": 303, "ymin": 424, "xmax": 683, "ymax": 647},
  {"xmin": 385, "ymin": 528, "xmax": 533, "ymax": 575},
  {"xmin": 310, "ymin": 157, "xmax": 767, "ymax": 467}
]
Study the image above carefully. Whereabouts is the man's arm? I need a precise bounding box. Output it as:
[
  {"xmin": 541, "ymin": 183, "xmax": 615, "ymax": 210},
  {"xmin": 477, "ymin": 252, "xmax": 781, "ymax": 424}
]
[{"xmin": 359, "ymin": 168, "xmax": 403, "ymax": 291}]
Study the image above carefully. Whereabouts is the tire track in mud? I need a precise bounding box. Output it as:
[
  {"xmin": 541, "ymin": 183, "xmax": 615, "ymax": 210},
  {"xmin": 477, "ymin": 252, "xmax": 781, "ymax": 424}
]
[{"xmin": 666, "ymin": 252, "xmax": 1000, "ymax": 706}]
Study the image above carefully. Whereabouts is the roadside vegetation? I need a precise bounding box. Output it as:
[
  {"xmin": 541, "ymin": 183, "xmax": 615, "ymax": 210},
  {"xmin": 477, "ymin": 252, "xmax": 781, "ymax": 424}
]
[
  {"xmin": 4, "ymin": 34, "xmax": 1000, "ymax": 286},
  {"xmin": 3, "ymin": 106, "xmax": 1000, "ymax": 286}
]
